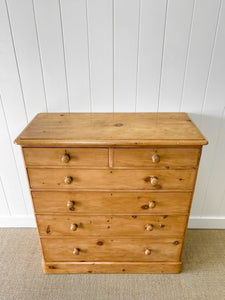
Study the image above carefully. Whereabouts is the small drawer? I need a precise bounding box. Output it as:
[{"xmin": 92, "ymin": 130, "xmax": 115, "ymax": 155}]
[
  {"xmin": 23, "ymin": 148, "xmax": 108, "ymax": 167},
  {"xmin": 41, "ymin": 237, "xmax": 183, "ymax": 262},
  {"xmin": 113, "ymin": 148, "xmax": 200, "ymax": 168},
  {"xmin": 37, "ymin": 215, "xmax": 187, "ymax": 237},
  {"xmin": 32, "ymin": 191, "xmax": 192, "ymax": 215},
  {"xmin": 28, "ymin": 169, "xmax": 196, "ymax": 191}
]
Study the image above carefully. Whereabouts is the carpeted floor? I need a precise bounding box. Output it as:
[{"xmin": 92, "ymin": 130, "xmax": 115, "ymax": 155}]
[{"xmin": 0, "ymin": 229, "xmax": 224, "ymax": 300}]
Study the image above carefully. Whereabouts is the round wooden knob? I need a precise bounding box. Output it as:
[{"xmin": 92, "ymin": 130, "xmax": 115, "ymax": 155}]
[
  {"xmin": 149, "ymin": 201, "xmax": 156, "ymax": 208},
  {"xmin": 145, "ymin": 224, "xmax": 154, "ymax": 231},
  {"xmin": 73, "ymin": 248, "xmax": 80, "ymax": 255},
  {"xmin": 64, "ymin": 176, "xmax": 73, "ymax": 184},
  {"xmin": 61, "ymin": 153, "xmax": 70, "ymax": 163},
  {"xmin": 150, "ymin": 176, "xmax": 158, "ymax": 186},
  {"xmin": 67, "ymin": 200, "xmax": 75, "ymax": 211},
  {"xmin": 145, "ymin": 248, "xmax": 151, "ymax": 255},
  {"xmin": 152, "ymin": 154, "xmax": 160, "ymax": 163},
  {"xmin": 70, "ymin": 223, "xmax": 78, "ymax": 231}
]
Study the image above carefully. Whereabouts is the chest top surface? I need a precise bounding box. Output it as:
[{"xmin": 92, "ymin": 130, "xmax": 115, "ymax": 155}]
[{"xmin": 15, "ymin": 112, "xmax": 208, "ymax": 147}]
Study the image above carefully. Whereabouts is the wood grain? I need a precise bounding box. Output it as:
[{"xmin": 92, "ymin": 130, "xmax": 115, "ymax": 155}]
[
  {"xmin": 41, "ymin": 237, "xmax": 183, "ymax": 262},
  {"xmin": 15, "ymin": 113, "xmax": 208, "ymax": 146},
  {"xmin": 37, "ymin": 215, "xmax": 187, "ymax": 237},
  {"xmin": 43, "ymin": 261, "xmax": 182, "ymax": 274},
  {"xmin": 23, "ymin": 148, "xmax": 108, "ymax": 167},
  {"xmin": 114, "ymin": 148, "xmax": 200, "ymax": 168},
  {"xmin": 31, "ymin": 191, "xmax": 192, "ymax": 215},
  {"xmin": 28, "ymin": 168, "xmax": 196, "ymax": 190}
]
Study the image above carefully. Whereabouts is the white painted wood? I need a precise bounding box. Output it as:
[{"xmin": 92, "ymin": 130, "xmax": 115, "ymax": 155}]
[
  {"xmin": 33, "ymin": 0, "xmax": 69, "ymax": 112},
  {"xmin": 136, "ymin": 0, "xmax": 167, "ymax": 112},
  {"xmin": 180, "ymin": 0, "xmax": 221, "ymax": 127},
  {"xmin": 188, "ymin": 0, "xmax": 223, "ymax": 217},
  {"xmin": 87, "ymin": 0, "xmax": 113, "ymax": 112},
  {"xmin": 0, "ymin": 0, "xmax": 32, "ymax": 215},
  {"xmin": 6, "ymin": 0, "xmax": 47, "ymax": 121},
  {"xmin": 0, "ymin": 0, "xmax": 225, "ymax": 227},
  {"xmin": 188, "ymin": 217, "xmax": 225, "ymax": 229},
  {"xmin": 60, "ymin": 0, "xmax": 91, "ymax": 112},
  {"xmin": 158, "ymin": 0, "xmax": 194, "ymax": 112},
  {"xmin": 0, "ymin": 177, "xmax": 10, "ymax": 216},
  {"xmin": 0, "ymin": 216, "xmax": 36, "ymax": 227},
  {"xmin": 0, "ymin": 97, "xmax": 27, "ymax": 215},
  {"xmin": 114, "ymin": 0, "xmax": 140, "ymax": 112}
]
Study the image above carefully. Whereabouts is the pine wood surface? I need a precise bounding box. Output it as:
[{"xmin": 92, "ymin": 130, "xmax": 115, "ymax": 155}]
[
  {"xmin": 15, "ymin": 113, "xmax": 208, "ymax": 147},
  {"xmin": 28, "ymin": 168, "xmax": 196, "ymax": 190},
  {"xmin": 43, "ymin": 261, "xmax": 182, "ymax": 274},
  {"xmin": 41, "ymin": 237, "xmax": 183, "ymax": 262},
  {"xmin": 32, "ymin": 191, "xmax": 192, "ymax": 215},
  {"xmin": 36, "ymin": 215, "xmax": 187, "ymax": 237},
  {"xmin": 15, "ymin": 112, "xmax": 207, "ymax": 273}
]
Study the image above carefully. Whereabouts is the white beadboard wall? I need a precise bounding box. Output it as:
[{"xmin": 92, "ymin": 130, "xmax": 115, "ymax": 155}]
[{"xmin": 0, "ymin": 0, "xmax": 225, "ymax": 228}]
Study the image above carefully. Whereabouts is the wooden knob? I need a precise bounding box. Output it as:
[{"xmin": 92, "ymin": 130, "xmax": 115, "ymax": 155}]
[
  {"xmin": 67, "ymin": 200, "xmax": 75, "ymax": 211},
  {"xmin": 145, "ymin": 248, "xmax": 151, "ymax": 255},
  {"xmin": 61, "ymin": 153, "xmax": 70, "ymax": 163},
  {"xmin": 150, "ymin": 176, "xmax": 158, "ymax": 186},
  {"xmin": 64, "ymin": 176, "xmax": 73, "ymax": 184},
  {"xmin": 73, "ymin": 248, "xmax": 80, "ymax": 255},
  {"xmin": 70, "ymin": 223, "xmax": 78, "ymax": 231},
  {"xmin": 152, "ymin": 154, "xmax": 160, "ymax": 163},
  {"xmin": 149, "ymin": 201, "xmax": 156, "ymax": 208},
  {"xmin": 145, "ymin": 224, "xmax": 154, "ymax": 231}
]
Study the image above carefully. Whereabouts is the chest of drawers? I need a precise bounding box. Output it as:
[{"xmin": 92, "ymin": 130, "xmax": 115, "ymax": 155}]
[{"xmin": 15, "ymin": 113, "xmax": 207, "ymax": 274}]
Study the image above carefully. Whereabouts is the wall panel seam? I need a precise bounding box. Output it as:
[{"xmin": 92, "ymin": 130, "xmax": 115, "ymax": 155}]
[
  {"xmin": 157, "ymin": 0, "xmax": 168, "ymax": 112},
  {"xmin": 5, "ymin": 0, "xmax": 28, "ymax": 123},
  {"xmin": 58, "ymin": 0, "xmax": 70, "ymax": 112},
  {"xmin": 134, "ymin": 0, "xmax": 141, "ymax": 112},
  {"xmin": 85, "ymin": 0, "xmax": 92, "ymax": 112}
]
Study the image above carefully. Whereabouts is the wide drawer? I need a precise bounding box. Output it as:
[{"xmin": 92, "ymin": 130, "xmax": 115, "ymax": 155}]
[
  {"xmin": 32, "ymin": 191, "xmax": 192, "ymax": 214},
  {"xmin": 114, "ymin": 148, "xmax": 200, "ymax": 168},
  {"xmin": 23, "ymin": 148, "xmax": 108, "ymax": 167},
  {"xmin": 28, "ymin": 169, "xmax": 196, "ymax": 190},
  {"xmin": 41, "ymin": 237, "xmax": 183, "ymax": 262},
  {"xmin": 37, "ymin": 215, "xmax": 187, "ymax": 237}
]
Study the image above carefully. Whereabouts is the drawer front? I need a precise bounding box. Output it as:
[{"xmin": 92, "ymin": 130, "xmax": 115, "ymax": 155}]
[
  {"xmin": 114, "ymin": 148, "xmax": 200, "ymax": 168},
  {"xmin": 23, "ymin": 148, "xmax": 108, "ymax": 167},
  {"xmin": 37, "ymin": 215, "xmax": 187, "ymax": 237},
  {"xmin": 41, "ymin": 237, "xmax": 182, "ymax": 262},
  {"xmin": 32, "ymin": 191, "xmax": 192, "ymax": 214},
  {"xmin": 28, "ymin": 169, "xmax": 196, "ymax": 190}
]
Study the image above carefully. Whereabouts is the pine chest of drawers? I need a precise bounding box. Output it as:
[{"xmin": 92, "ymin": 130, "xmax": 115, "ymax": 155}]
[{"xmin": 15, "ymin": 113, "xmax": 208, "ymax": 274}]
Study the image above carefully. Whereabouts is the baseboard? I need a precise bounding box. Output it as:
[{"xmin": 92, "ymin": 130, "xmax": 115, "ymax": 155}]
[
  {"xmin": 0, "ymin": 216, "xmax": 36, "ymax": 227},
  {"xmin": 0, "ymin": 215, "xmax": 225, "ymax": 229},
  {"xmin": 188, "ymin": 216, "xmax": 225, "ymax": 229}
]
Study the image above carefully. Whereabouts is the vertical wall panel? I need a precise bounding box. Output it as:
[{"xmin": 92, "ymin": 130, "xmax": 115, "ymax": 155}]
[
  {"xmin": 60, "ymin": 0, "xmax": 91, "ymax": 112},
  {"xmin": 7, "ymin": 0, "xmax": 47, "ymax": 121},
  {"xmin": 114, "ymin": 0, "xmax": 140, "ymax": 112},
  {"xmin": 136, "ymin": 0, "xmax": 167, "ymax": 112},
  {"xmin": 158, "ymin": 0, "xmax": 194, "ymax": 111},
  {"xmin": 198, "ymin": 1, "xmax": 225, "ymax": 217},
  {"xmin": 33, "ymin": 0, "xmax": 69, "ymax": 111},
  {"xmin": 180, "ymin": 0, "xmax": 221, "ymax": 127},
  {"xmin": 0, "ymin": 0, "xmax": 32, "ymax": 215},
  {"xmin": 0, "ymin": 178, "xmax": 10, "ymax": 216},
  {"xmin": 0, "ymin": 97, "xmax": 27, "ymax": 215},
  {"xmin": 184, "ymin": 0, "xmax": 222, "ymax": 216},
  {"xmin": 87, "ymin": 0, "xmax": 113, "ymax": 112}
]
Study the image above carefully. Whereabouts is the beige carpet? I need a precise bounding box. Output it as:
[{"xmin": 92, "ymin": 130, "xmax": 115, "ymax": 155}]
[{"xmin": 0, "ymin": 229, "xmax": 224, "ymax": 300}]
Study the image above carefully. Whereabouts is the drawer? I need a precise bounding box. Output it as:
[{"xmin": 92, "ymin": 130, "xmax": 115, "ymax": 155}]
[
  {"xmin": 37, "ymin": 215, "xmax": 187, "ymax": 237},
  {"xmin": 32, "ymin": 191, "xmax": 192, "ymax": 214},
  {"xmin": 41, "ymin": 237, "xmax": 183, "ymax": 262},
  {"xmin": 114, "ymin": 148, "xmax": 200, "ymax": 168},
  {"xmin": 28, "ymin": 169, "xmax": 196, "ymax": 190},
  {"xmin": 23, "ymin": 148, "xmax": 108, "ymax": 167}
]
